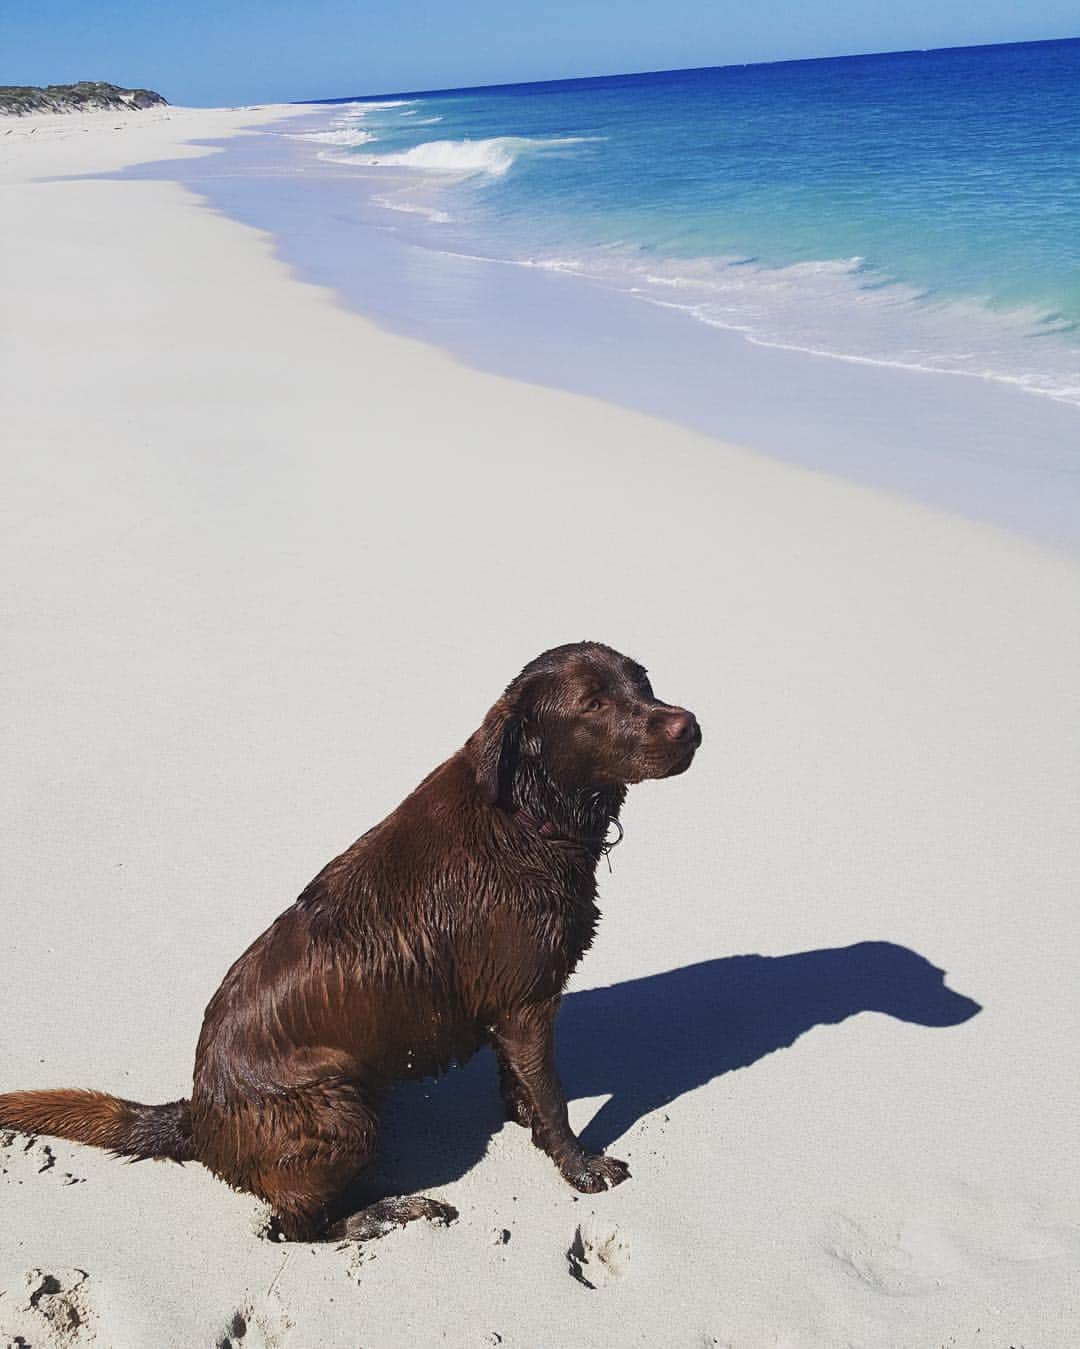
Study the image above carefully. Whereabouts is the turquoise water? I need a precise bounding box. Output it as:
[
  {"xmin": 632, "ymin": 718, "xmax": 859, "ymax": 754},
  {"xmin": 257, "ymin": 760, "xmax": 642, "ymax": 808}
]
[
  {"xmin": 307, "ymin": 39, "xmax": 1080, "ymax": 404},
  {"xmin": 120, "ymin": 39, "xmax": 1080, "ymax": 542}
]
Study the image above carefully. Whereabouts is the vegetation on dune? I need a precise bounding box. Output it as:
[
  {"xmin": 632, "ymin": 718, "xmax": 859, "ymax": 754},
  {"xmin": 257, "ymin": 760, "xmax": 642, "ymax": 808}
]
[{"xmin": 0, "ymin": 81, "xmax": 168, "ymax": 116}]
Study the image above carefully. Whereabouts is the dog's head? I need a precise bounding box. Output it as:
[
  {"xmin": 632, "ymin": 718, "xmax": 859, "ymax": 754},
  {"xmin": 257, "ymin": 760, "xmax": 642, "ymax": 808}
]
[{"xmin": 471, "ymin": 641, "xmax": 702, "ymax": 805}]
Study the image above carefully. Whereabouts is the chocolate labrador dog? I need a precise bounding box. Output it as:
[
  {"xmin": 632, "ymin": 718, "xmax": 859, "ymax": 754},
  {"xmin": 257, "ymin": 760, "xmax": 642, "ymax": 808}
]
[{"xmin": 0, "ymin": 642, "xmax": 701, "ymax": 1242}]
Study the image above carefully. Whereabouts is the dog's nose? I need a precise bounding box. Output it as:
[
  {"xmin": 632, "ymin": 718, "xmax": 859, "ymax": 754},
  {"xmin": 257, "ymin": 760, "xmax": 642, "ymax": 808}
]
[{"xmin": 665, "ymin": 710, "xmax": 699, "ymax": 742}]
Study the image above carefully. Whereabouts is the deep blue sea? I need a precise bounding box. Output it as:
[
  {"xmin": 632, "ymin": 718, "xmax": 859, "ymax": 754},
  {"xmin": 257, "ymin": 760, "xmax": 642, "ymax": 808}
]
[{"xmin": 306, "ymin": 39, "xmax": 1080, "ymax": 406}]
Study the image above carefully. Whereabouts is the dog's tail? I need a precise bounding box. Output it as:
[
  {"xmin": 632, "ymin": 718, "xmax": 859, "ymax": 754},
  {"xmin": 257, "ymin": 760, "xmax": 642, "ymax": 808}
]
[{"xmin": 0, "ymin": 1089, "xmax": 196, "ymax": 1163}]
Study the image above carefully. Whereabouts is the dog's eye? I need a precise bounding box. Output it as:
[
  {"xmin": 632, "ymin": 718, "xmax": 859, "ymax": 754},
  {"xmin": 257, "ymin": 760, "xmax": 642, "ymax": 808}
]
[{"xmin": 583, "ymin": 697, "xmax": 605, "ymax": 713}]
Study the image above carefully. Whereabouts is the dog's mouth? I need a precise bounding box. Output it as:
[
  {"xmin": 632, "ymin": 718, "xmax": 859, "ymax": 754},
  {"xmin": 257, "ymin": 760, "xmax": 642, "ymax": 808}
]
[
  {"xmin": 632, "ymin": 731, "xmax": 701, "ymax": 782},
  {"xmin": 661, "ymin": 742, "xmax": 699, "ymax": 778}
]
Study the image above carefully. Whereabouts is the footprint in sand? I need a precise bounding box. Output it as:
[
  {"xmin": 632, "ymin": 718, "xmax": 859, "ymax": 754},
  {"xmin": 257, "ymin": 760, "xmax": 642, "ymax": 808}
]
[
  {"xmin": 215, "ymin": 1298, "xmax": 295, "ymax": 1349},
  {"xmin": 567, "ymin": 1220, "xmax": 631, "ymax": 1289},
  {"xmin": 0, "ymin": 1268, "xmax": 99, "ymax": 1348},
  {"xmin": 0, "ymin": 1132, "xmax": 85, "ymax": 1187},
  {"xmin": 827, "ymin": 1212, "xmax": 962, "ymax": 1296}
]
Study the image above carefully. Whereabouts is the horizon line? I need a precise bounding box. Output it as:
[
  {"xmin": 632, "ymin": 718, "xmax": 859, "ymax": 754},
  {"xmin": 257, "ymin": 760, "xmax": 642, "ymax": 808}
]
[{"xmin": 296, "ymin": 31, "xmax": 1080, "ymax": 106}]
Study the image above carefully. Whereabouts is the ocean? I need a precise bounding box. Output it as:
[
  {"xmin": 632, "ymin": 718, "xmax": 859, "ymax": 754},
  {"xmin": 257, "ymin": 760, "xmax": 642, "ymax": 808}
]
[
  {"xmin": 125, "ymin": 38, "xmax": 1080, "ymax": 544},
  {"xmin": 310, "ymin": 39, "xmax": 1080, "ymax": 407}
]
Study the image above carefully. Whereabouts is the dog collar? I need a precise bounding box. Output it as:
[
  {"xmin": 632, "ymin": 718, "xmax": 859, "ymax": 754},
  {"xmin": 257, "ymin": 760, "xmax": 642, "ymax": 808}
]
[{"xmin": 512, "ymin": 808, "xmax": 624, "ymax": 857}]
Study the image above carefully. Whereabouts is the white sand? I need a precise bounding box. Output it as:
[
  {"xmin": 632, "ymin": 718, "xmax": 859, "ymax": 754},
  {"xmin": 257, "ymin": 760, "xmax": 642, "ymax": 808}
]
[{"xmin": 2, "ymin": 106, "xmax": 1078, "ymax": 1349}]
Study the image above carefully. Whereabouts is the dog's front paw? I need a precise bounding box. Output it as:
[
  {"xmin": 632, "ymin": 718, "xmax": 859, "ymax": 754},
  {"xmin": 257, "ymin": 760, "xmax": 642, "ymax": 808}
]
[{"xmin": 560, "ymin": 1152, "xmax": 631, "ymax": 1194}]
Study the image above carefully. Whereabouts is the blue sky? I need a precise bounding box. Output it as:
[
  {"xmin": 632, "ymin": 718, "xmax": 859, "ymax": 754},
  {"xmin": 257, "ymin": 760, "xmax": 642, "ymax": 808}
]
[{"xmin": 3, "ymin": 1, "xmax": 1077, "ymax": 105}]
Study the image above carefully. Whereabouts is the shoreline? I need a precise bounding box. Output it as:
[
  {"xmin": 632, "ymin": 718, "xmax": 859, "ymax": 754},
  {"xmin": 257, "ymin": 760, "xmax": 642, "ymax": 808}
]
[
  {"xmin": 2, "ymin": 106, "xmax": 1079, "ymax": 1348},
  {"xmin": 112, "ymin": 102, "xmax": 1080, "ymax": 552}
]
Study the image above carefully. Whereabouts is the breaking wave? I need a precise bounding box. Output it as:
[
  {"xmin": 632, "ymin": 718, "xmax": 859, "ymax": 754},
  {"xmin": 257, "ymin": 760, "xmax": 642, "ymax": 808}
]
[
  {"xmin": 288, "ymin": 127, "xmax": 375, "ymax": 146},
  {"xmin": 341, "ymin": 99, "xmax": 417, "ymax": 111},
  {"xmin": 331, "ymin": 135, "xmax": 598, "ymax": 178}
]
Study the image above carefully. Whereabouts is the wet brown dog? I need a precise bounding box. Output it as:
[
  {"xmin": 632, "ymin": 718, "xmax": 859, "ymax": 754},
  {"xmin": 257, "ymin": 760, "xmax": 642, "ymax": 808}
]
[{"xmin": 0, "ymin": 642, "xmax": 701, "ymax": 1241}]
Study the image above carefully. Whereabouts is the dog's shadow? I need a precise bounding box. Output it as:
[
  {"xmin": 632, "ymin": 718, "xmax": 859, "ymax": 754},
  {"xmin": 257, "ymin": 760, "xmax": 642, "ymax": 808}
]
[{"xmin": 371, "ymin": 941, "xmax": 980, "ymax": 1195}]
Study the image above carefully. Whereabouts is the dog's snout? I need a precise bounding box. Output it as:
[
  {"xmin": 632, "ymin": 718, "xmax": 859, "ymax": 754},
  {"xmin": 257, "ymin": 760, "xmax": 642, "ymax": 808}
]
[{"xmin": 665, "ymin": 710, "xmax": 700, "ymax": 743}]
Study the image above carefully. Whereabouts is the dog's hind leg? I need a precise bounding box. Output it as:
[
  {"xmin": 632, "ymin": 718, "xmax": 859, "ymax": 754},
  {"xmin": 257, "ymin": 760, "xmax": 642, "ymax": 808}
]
[
  {"xmin": 267, "ymin": 1184, "xmax": 456, "ymax": 1243},
  {"xmin": 257, "ymin": 1128, "xmax": 457, "ymax": 1243},
  {"xmin": 258, "ymin": 1151, "xmax": 370, "ymax": 1243},
  {"xmin": 323, "ymin": 1194, "xmax": 458, "ymax": 1242},
  {"xmin": 265, "ymin": 1170, "xmax": 458, "ymax": 1243}
]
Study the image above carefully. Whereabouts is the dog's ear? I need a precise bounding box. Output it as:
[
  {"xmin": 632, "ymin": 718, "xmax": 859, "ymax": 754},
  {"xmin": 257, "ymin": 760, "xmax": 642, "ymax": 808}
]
[{"xmin": 473, "ymin": 696, "xmax": 523, "ymax": 806}]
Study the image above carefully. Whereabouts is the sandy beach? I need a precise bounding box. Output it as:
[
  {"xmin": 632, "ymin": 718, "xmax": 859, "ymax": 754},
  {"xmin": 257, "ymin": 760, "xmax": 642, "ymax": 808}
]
[{"xmin": 2, "ymin": 104, "xmax": 1079, "ymax": 1348}]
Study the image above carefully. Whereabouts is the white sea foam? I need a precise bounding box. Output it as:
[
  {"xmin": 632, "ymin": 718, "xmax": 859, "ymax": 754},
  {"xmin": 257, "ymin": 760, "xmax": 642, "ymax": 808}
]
[
  {"xmin": 374, "ymin": 137, "xmax": 519, "ymax": 175},
  {"xmin": 335, "ymin": 135, "xmax": 598, "ymax": 178},
  {"xmin": 609, "ymin": 252, "xmax": 1080, "ymax": 406},
  {"xmin": 288, "ymin": 127, "xmax": 376, "ymax": 146},
  {"xmin": 453, "ymin": 244, "xmax": 1080, "ymax": 407},
  {"xmin": 344, "ymin": 99, "xmax": 417, "ymax": 111},
  {"xmin": 372, "ymin": 193, "xmax": 451, "ymax": 224}
]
